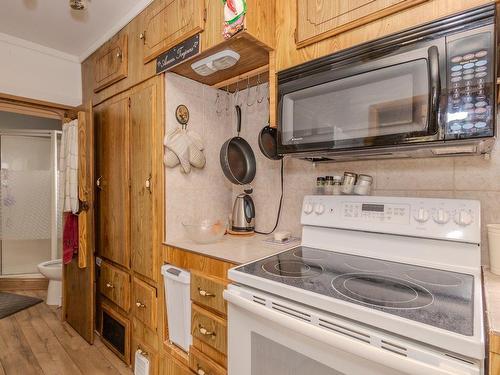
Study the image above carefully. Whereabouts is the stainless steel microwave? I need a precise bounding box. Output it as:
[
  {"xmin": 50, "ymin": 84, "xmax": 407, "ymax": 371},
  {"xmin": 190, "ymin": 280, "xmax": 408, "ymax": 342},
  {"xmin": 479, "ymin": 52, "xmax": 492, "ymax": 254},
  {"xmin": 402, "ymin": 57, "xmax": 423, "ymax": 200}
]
[{"xmin": 277, "ymin": 5, "xmax": 496, "ymax": 161}]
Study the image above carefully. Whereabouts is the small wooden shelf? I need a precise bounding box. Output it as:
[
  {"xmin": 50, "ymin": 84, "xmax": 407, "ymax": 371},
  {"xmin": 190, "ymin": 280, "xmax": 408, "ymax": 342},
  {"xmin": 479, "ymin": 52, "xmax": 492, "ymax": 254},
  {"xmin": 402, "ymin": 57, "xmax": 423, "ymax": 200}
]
[{"xmin": 170, "ymin": 31, "xmax": 271, "ymax": 90}]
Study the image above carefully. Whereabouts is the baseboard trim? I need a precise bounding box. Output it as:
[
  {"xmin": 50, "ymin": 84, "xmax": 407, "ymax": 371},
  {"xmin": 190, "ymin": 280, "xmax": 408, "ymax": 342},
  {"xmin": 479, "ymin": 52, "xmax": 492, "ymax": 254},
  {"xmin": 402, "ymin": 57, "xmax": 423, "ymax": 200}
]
[{"xmin": 0, "ymin": 277, "xmax": 49, "ymax": 291}]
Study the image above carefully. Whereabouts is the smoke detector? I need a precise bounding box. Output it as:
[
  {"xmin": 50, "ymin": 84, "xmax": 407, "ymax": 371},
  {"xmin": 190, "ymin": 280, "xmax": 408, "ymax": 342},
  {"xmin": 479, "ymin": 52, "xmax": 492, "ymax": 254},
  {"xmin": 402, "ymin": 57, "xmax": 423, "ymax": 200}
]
[
  {"xmin": 191, "ymin": 50, "xmax": 240, "ymax": 76},
  {"xmin": 70, "ymin": 0, "xmax": 87, "ymax": 10}
]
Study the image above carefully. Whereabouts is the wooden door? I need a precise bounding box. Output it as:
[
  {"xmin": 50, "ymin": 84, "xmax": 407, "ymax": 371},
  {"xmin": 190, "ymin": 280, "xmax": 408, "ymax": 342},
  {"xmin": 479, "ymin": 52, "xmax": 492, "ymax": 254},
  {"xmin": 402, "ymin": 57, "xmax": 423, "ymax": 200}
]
[
  {"xmin": 130, "ymin": 84, "xmax": 156, "ymax": 281},
  {"xmin": 142, "ymin": 0, "xmax": 205, "ymax": 63},
  {"xmin": 63, "ymin": 107, "xmax": 95, "ymax": 344},
  {"xmin": 95, "ymin": 98, "xmax": 131, "ymax": 268},
  {"xmin": 296, "ymin": 0, "xmax": 428, "ymax": 48}
]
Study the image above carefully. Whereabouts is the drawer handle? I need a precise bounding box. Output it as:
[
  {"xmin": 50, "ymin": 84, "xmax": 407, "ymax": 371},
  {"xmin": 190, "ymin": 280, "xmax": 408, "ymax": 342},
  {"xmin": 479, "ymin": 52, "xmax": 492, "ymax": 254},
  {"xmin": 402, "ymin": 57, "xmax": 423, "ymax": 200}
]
[
  {"xmin": 197, "ymin": 366, "xmax": 209, "ymax": 375},
  {"xmin": 136, "ymin": 301, "xmax": 146, "ymax": 309},
  {"xmin": 198, "ymin": 288, "xmax": 215, "ymax": 298},
  {"xmin": 145, "ymin": 175, "xmax": 152, "ymax": 193},
  {"xmin": 198, "ymin": 325, "xmax": 216, "ymax": 338},
  {"xmin": 105, "ymin": 282, "xmax": 114, "ymax": 289},
  {"xmin": 137, "ymin": 346, "xmax": 149, "ymax": 357}
]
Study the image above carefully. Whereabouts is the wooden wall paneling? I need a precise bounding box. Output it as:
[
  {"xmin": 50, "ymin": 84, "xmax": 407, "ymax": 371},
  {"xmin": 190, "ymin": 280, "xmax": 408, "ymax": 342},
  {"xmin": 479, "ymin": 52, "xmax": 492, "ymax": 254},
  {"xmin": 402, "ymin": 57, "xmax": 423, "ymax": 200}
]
[
  {"xmin": 95, "ymin": 97, "xmax": 131, "ymax": 268},
  {"xmin": 275, "ymin": 0, "xmax": 495, "ymax": 72},
  {"xmin": 295, "ymin": 0, "xmax": 428, "ymax": 48},
  {"xmin": 130, "ymin": 82, "xmax": 157, "ymax": 282}
]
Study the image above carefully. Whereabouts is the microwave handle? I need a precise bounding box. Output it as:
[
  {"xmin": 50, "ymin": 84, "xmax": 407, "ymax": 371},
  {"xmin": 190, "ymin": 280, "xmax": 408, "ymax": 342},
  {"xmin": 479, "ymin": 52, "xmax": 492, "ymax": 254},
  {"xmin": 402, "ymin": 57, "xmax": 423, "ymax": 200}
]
[{"xmin": 427, "ymin": 46, "xmax": 441, "ymax": 133}]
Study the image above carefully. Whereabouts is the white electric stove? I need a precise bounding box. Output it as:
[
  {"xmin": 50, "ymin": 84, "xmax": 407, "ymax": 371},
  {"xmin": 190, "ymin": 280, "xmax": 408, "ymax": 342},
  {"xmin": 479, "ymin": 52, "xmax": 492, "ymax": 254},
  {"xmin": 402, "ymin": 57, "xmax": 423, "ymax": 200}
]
[{"xmin": 224, "ymin": 196, "xmax": 485, "ymax": 375}]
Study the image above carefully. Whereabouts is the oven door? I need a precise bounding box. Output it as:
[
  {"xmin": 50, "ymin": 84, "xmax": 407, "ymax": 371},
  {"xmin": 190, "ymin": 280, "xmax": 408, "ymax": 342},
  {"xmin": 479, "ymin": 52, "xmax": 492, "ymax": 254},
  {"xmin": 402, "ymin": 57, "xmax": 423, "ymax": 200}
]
[
  {"xmin": 278, "ymin": 41, "xmax": 444, "ymax": 154},
  {"xmin": 225, "ymin": 286, "xmax": 480, "ymax": 375}
]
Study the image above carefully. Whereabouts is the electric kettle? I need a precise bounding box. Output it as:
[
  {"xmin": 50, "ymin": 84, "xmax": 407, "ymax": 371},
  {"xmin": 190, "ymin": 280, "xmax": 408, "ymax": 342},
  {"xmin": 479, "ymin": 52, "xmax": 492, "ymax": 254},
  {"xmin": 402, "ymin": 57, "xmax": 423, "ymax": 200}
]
[{"xmin": 231, "ymin": 191, "xmax": 255, "ymax": 233}]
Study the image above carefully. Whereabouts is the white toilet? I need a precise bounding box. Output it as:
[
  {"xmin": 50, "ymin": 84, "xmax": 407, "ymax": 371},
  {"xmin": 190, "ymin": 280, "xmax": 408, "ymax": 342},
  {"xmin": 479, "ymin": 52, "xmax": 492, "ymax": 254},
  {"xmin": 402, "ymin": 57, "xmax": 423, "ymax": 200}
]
[{"xmin": 37, "ymin": 259, "xmax": 63, "ymax": 306}]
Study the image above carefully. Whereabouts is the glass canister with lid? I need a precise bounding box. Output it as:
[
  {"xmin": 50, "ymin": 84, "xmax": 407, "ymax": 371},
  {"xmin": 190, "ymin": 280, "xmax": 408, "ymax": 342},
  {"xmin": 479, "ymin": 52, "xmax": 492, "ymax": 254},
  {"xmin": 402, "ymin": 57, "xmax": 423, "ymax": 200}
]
[{"xmin": 354, "ymin": 174, "xmax": 373, "ymax": 195}]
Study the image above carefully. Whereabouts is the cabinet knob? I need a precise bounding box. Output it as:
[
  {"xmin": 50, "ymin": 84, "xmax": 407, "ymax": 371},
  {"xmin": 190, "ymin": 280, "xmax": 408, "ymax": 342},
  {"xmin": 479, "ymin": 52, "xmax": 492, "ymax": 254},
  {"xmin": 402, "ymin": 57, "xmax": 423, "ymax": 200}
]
[
  {"xmin": 145, "ymin": 174, "xmax": 152, "ymax": 193},
  {"xmin": 116, "ymin": 50, "xmax": 122, "ymax": 59},
  {"xmin": 96, "ymin": 176, "xmax": 103, "ymax": 190},
  {"xmin": 197, "ymin": 367, "xmax": 208, "ymax": 375},
  {"xmin": 139, "ymin": 32, "xmax": 146, "ymax": 42},
  {"xmin": 136, "ymin": 301, "xmax": 146, "ymax": 309},
  {"xmin": 198, "ymin": 325, "xmax": 215, "ymax": 338},
  {"xmin": 105, "ymin": 282, "xmax": 114, "ymax": 289},
  {"xmin": 198, "ymin": 288, "xmax": 215, "ymax": 298}
]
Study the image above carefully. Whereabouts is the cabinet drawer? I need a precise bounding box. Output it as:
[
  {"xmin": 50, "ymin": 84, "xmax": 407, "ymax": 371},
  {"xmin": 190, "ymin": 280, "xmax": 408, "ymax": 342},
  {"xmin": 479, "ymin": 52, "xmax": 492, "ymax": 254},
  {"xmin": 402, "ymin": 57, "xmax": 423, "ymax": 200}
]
[
  {"xmin": 132, "ymin": 339, "xmax": 158, "ymax": 375},
  {"xmin": 99, "ymin": 261, "xmax": 130, "ymax": 311},
  {"xmin": 191, "ymin": 273, "xmax": 226, "ymax": 315},
  {"xmin": 191, "ymin": 304, "xmax": 227, "ymax": 355},
  {"xmin": 132, "ymin": 278, "xmax": 157, "ymax": 331},
  {"xmin": 94, "ymin": 33, "xmax": 128, "ymax": 92},
  {"xmin": 161, "ymin": 354, "xmax": 193, "ymax": 375},
  {"xmin": 189, "ymin": 346, "xmax": 226, "ymax": 375}
]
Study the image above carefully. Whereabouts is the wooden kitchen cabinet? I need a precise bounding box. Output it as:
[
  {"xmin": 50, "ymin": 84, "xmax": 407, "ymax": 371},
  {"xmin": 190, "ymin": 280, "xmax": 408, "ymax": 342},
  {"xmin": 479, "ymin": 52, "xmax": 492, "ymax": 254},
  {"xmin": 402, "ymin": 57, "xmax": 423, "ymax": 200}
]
[
  {"xmin": 99, "ymin": 261, "xmax": 131, "ymax": 312},
  {"xmin": 94, "ymin": 33, "xmax": 128, "ymax": 92},
  {"xmin": 133, "ymin": 277, "xmax": 158, "ymax": 331},
  {"xmin": 130, "ymin": 83, "xmax": 158, "ymax": 282},
  {"xmin": 296, "ymin": 0, "xmax": 428, "ymax": 48},
  {"xmin": 95, "ymin": 97, "xmax": 131, "ymax": 269},
  {"xmin": 142, "ymin": 0, "xmax": 205, "ymax": 63},
  {"xmin": 160, "ymin": 354, "xmax": 194, "ymax": 375}
]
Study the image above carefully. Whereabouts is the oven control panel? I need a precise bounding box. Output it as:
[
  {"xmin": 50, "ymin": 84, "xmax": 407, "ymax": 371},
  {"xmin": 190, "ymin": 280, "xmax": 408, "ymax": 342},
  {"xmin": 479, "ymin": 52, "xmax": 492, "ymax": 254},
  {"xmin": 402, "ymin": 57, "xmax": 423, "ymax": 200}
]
[{"xmin": 301, "ymin": 196, "xmax": 481, "ymax": 243}]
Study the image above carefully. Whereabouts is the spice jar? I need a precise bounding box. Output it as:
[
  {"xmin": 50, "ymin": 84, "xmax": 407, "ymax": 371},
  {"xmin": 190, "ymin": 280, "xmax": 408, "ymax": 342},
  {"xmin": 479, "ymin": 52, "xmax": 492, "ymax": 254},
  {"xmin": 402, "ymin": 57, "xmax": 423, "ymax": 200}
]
[
  {"xmin": 324, "ymin": 176, "xmax": 335, "ymax": 195},
  {"xmin": 315, "ymin": 177, "xmax": 325, "ymax": 195},
  {"xmin": 332, "ymin": 176, "xmax": 342, "ymax": 195},
  {"xmin": 354, "ymin": 174, "xmax": 373, "ymax": 195},
  {"xmin": 341, "ymin": 172, "xmax": 357, "ymax": 195}
]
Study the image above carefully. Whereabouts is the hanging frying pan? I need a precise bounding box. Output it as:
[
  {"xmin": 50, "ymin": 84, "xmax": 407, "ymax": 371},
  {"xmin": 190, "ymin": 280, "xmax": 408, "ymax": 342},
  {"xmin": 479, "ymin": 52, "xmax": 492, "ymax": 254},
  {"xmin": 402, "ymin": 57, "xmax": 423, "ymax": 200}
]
[
  {"xmin": 258, "ymin": 124, "xmax": 283, "ymax": 160},
  {"xmin": 220, "ymin": 105, "xmax": 256, "ymax": 185}
]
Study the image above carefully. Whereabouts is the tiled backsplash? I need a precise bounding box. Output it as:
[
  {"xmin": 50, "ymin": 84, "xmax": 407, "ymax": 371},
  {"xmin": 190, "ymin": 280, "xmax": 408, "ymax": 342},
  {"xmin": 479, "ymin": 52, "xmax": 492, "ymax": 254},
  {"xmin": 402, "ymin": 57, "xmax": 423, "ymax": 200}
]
[{"xmin": 165, "ymin": 73, "xmax": 499, "ymax": 264}]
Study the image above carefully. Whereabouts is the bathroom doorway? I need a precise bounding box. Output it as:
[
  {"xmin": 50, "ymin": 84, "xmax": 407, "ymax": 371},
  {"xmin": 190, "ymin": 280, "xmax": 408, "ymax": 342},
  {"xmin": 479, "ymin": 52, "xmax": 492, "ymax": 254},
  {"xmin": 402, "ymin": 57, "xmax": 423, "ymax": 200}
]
[{"xmin": 0, "ymin": 111, "xmax": 62, "ymax": 276}]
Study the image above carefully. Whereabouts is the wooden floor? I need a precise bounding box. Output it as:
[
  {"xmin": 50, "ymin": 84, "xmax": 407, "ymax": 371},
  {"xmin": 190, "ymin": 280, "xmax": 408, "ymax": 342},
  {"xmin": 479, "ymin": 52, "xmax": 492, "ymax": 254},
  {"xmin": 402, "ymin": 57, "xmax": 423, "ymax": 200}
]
[{"xmin": 0, "ymin": 291, "xmax": 133, "ymax": 375}]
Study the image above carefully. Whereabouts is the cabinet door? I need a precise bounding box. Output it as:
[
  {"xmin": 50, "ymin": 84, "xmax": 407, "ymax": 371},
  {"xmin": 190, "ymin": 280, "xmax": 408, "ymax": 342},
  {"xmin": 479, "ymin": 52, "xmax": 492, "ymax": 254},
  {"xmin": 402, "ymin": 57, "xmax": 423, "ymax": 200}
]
[
  {"xmin": 94, "ymin": 34, "xmax": 128, "ymax": 92},
  {"xmin": 142, "ymin": 0, "xmax": 205, "ymax": 63},
  {"xmin": 95, "ymin": 98, "xmax": 131, "ymax": 268},
  {"xmin": 160, "ymin": 355, "xmax": 194, "ymax": 375},
  {"xmin": 130, "ymin": 84, "xmax": 156, "ymax": 281},
  {"xmin": 296, "ymin": 0, "xmax": 427, "ymax": 47}
]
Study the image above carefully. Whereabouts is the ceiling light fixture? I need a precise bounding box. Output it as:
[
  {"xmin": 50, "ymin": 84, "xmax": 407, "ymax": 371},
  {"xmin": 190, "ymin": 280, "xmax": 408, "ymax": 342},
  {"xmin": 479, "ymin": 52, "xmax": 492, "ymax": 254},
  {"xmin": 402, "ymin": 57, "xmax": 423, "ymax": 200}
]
[{"xmin": 70, "ymin": 0, "xmax": 87, "ymax": 10}]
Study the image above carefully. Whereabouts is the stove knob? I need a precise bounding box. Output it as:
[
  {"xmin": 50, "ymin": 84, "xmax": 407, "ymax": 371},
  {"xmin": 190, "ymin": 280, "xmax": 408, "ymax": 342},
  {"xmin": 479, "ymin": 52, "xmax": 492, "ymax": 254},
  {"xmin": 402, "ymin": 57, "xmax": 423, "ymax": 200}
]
[
  {"xmin": 454, "ymin": 209, "xmax": 473, "ymax": 226},
  {"xmin": 314, "ymin": 204, "xmax": 325, "ymax": 215},
  {"xmin": 303, "ymin": 203, "xmax": 313, "ymax": 215},
  {"xmin": 414, "ymin": 208, "xmax": 430, "ymax": 223},
  {"xmin": 433, "ymin": 208, "xmax": 450, "ymax": 224}
]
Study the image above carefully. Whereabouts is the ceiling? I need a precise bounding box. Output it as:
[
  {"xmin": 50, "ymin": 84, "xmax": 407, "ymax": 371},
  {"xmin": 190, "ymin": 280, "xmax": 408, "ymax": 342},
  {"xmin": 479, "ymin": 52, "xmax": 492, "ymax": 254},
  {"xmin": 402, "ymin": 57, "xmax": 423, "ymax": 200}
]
[{"xmin": 0, "ymin": 0, "xmax": 152, "ymax": 61}]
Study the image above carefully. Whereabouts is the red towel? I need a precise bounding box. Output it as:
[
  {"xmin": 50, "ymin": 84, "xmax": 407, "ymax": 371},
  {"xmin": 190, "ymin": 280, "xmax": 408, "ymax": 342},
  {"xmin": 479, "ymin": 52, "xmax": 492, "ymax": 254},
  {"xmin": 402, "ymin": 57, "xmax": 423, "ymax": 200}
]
[{"xmin": 63, "ymin": 213, "xmax": 79, "ymax": 265}]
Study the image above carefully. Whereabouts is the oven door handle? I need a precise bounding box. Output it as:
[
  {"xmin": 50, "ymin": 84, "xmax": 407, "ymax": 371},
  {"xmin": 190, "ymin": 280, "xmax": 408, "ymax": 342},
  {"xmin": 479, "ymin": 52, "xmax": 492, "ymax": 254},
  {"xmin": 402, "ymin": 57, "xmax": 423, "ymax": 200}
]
[
  {"xmin": 224, "ymin": 290, "xmax": 475, "ymax": 375},
  {"xmin": 427, "ymin": 45, "xmax": 441, "ymax": 135}
]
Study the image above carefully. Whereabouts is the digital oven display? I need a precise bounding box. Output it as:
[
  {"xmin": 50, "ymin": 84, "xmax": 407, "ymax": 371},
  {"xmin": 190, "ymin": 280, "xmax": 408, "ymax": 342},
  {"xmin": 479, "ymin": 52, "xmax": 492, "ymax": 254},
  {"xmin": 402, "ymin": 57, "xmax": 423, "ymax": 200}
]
[{"xmin": 362, "ymin": 204, "xmax": 385, "ymax": 212}]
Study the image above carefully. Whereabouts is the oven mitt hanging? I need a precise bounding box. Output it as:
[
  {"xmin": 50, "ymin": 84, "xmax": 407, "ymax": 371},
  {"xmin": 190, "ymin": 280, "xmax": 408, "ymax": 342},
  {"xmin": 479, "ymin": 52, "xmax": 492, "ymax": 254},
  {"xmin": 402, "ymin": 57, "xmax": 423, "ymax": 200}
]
[
  {"xmin": 164, "ymin": 127, "xmax": 206, "ymax": 173},
  {"xmin": 223, "ymin": 0, "xmax": 247, "ymax": 39}
]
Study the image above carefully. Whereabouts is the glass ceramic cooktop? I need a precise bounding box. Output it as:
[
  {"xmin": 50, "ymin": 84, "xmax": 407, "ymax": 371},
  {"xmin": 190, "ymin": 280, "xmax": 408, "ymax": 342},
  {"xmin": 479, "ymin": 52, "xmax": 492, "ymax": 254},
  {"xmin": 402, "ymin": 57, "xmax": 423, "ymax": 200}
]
[{"xmin": 235, "ymin": 246, "xmax": 474, "ymax": 335}]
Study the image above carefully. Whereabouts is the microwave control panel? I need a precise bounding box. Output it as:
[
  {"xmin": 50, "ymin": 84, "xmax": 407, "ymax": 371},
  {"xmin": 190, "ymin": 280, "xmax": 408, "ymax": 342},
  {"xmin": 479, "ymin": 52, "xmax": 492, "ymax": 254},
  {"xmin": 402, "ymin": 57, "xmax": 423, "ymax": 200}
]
[{"xmin": 446, "ymin": 27, "xmax": 494, "ymax": 139}]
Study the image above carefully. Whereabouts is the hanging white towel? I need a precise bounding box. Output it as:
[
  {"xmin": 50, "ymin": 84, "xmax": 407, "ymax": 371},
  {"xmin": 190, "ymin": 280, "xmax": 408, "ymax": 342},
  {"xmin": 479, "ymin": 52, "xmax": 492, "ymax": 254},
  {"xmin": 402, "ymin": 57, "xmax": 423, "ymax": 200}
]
[{"xmin": 60, "ymin": 120, "xmax": 79, "ymax": 214}]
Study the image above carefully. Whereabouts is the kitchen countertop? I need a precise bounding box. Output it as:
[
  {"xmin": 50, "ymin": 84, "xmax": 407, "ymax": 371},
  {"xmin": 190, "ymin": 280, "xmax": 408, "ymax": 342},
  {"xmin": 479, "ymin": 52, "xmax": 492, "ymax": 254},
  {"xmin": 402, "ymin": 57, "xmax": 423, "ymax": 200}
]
[
  {"xmin": 483, "ymin": 267, "xmax": 500, "ymax": 337},
  {"xmin": 164, "ymin": 234, "xmax": 300, "ymax": 265}
]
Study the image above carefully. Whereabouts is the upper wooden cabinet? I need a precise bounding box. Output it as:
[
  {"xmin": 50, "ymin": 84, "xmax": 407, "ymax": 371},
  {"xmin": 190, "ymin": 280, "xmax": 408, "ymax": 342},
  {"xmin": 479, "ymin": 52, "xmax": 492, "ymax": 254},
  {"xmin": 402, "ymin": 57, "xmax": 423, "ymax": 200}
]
[
  {"xmin": 94, "ymin": 34, "xmax": 129, "ymax": 92},
  {"xmin": 296, "ymin": 0, "xmax": 428, "ymax": 47},
  {"xmin": 142, "ymin": 0, "xmax": 205, "ymax": 63}
]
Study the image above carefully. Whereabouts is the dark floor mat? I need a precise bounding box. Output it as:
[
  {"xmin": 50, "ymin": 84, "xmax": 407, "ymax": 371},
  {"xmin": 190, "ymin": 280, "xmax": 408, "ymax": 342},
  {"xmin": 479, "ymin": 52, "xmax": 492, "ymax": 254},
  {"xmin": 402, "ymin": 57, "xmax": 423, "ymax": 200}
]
[{"xmin": 0, "ymin": 292, "xmax": 43, "ymax": 319}]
